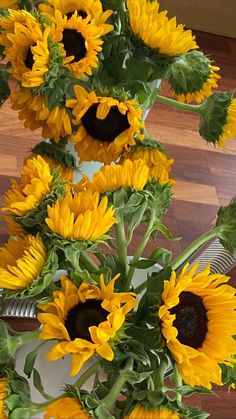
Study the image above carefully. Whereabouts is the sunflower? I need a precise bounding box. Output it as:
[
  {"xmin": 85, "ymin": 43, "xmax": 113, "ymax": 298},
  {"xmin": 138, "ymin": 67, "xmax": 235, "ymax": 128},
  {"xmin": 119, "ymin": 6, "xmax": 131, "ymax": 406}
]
[
  {"xmin": 10, "ymin": 89, "xmax": 72, "ymax": 141},
  {"xmin": 44, "ymin": 397, "xmax": 91, "ymax": 419},
  {"xmin": 125, "ymin": 405, "xmax": 180, "ymax": 419},
  {"xmin": 158, "ymin": 263, "xmax": 236, "ymax": 388},
  {"xmin": 3, "ymin": 215, "xmax": 26, "ymax": 237},
  {"xmin": 127, "ymin": 0, "xmax": 198, "ymax": 56},
  {"xmin": 121, "ymin": 141, "xmax": 175, "ymax": 186},
  {"xmin": 168, "ymin": 51, "xmax": 221, "ymax": 104},
  {"xmin": 77, "ymin": 159, "xmax": 150, "ymax": 193},
  {"xmin": 0, "ymin": 234, "xmax": 47, "ymax": 291},
  {"xmin": 0, "ymin": 0, "xmax": 18, "ymax": 8},
  {"xmin": 37, "ymin": 274, "xmax": 136, "ymax": 376},
  {"xmin": 49, "ymin": 10, "xmax": 103, "ymax": 79},
  {"xmin": 199, "ymin": 91, "xmax": 236, "ymax": 146},
  {"xmin": 67, "ymin": 86, "xmax": 144, "ymax": 164},
  {"xmin": 0, "ymin": 378, "xmax": 7, "ymax": 419},
  {"xmin": 39, "ymin": 0, "xmax": 113, "ymax": 36},
  {"xmin": 45, "ymin": 190, "xmax": 116, "ymax": 240},
  {"xmin": 29, "ymin": 154, "xmax": 74, "ymax": 183},
  {"xmin": 2, "ymin": 155, "xmax": 53, "ymax": 216},
  {"xmin": 0, "ymin": 10, "xmax": 50, "ymax": 87}
]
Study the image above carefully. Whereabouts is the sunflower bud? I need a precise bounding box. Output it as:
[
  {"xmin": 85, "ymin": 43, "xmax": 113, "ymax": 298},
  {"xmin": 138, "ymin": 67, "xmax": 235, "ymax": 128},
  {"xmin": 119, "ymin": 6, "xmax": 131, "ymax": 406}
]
[
  {"xmin": 168, "ymin": 50, "xmax": 220, "ymax": 104},
  {"xmin": 199, "ymin": 91, "xmax": 236, "ymax": 145},
  {"xmin": 215, "ymin": 197, "xmax": 236, "ymax": 255}
]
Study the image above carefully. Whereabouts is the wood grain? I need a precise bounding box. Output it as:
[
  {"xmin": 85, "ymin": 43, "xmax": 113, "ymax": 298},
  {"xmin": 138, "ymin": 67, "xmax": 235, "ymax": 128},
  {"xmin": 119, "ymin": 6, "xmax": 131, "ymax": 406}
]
[{"xmin": 0, "ymin": 30, "xmax": 236, "ymax": 417}]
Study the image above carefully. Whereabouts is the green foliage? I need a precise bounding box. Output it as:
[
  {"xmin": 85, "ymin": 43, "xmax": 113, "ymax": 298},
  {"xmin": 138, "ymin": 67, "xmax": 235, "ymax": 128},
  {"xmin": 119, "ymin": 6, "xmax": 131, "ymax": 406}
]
[
  {"xmin": 130, "ymin": 248, "xmax": 172, "ymax": 269},
  {"xmin": 32, "ymin": 139, "xmax": 78, "ymax": 170},
  {"xmin": 220, "ymin": 359, "xmax": 236, "ymax": 388}
]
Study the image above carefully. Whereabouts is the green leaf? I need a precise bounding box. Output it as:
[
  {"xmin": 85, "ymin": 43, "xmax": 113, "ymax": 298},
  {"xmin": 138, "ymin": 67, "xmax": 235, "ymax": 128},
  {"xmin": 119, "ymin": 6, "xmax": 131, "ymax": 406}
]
[
  {"xmin": 0, "ymin": 68, "xmax": 10, "ymax": 105},
  {"xmin": 32, "ymin": 368, "xmax": 45, "ymax": 396},
  {"xmin": 185, "ymin": 406, "xmax": 210, "ymax": 419},
  {"xmin": 131, "ymin": 248, "xmax": 171, "ymax": 269},
  {"xmin": 176, "ymin": 385, "xmax": 215, "ymax": 397},
  {"xmin": 151, "ymin": 222, "xmax": 180, "ymax": 241},
  {"xmin": 147, "ymin": 266, "xmax": 172, "ymax": 294},
  {"xmin": 9, "ymin": 407, "xmax": 31, "ymax": 419},
  {"xmin": 126, "ymin": 324, "xmax": 156, "ymax": 348},
  {"xmin": 23, "ymin": 346, "xmax": 40, "ymax": 378},
  {"xmin": 147, "ymin": 390, "xmax": 164, "ymax": 407}
]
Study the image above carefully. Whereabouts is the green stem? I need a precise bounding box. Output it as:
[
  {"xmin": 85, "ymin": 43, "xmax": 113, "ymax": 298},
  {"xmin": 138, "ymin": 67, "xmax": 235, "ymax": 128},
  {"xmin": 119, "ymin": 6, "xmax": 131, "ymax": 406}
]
[
  {"xmin": 115, "ymin": 217, "xmax": 128, "ymax": 268},
  {"xmin": 171, "ymin": 227, "xmax": 219, "ymax": 271},
  {"xmin": 73, "ymin": 361, "xmax": 101, "ymax": 389},
  {"xmin": 102, "ymin": 358, "xmax": 133, "ymax": 412},
  {"xmin": 155, "ymin": 94, "xmax": 202, "ymax": 113},
  {"xmin": 125, "ymin": 209, "xmax": 156, "ymax": 290},
  {"xmin": 80, "ymin": 252, "xmax": 99, "ymax": 272},
  {"xmin": 173, "ymin": 364, "xmax": 182, "ymax": 402}
]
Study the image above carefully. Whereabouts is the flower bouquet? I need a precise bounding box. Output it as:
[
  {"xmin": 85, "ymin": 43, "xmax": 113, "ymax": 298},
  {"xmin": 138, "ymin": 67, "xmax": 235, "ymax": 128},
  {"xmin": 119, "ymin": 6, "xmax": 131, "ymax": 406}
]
[{"xmin": 0, "ymin": 1, "xmax": 236, "ymax": 418}]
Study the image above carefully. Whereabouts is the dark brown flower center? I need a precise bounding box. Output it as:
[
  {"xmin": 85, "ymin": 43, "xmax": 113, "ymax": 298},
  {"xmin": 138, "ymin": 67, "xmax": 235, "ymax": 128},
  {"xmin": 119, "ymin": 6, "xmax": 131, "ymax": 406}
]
[
  {"xmin": 24, "ymin": 46, "xmax": 35, "ymax": 69},
  {"xmin": 66, "ymin": 9, "xmax": 88, "ymax": 20},
  {"xmin": 62, "ymin": 29, "xmax": 86, "ymax": 62},
  {"xmin": 169, "ymin": 291, "xmax": 208, "ymax": 349},
  {"xmin": 81, "ymin": 103, "xmax": 130, "ymax": 142},
  {"xmin": 65, "ymin": 299, "xmax": 109, "ymax": 341}
]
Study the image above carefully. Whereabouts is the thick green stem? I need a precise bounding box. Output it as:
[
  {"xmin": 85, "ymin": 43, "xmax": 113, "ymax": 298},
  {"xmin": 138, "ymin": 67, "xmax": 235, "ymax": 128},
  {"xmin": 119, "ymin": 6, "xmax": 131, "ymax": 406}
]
[
  {"xmin": 173, "ymin": 364, "xmax": 182, "ymax": 402},
  {"xmin": 102, "ymin": 358, "xmax": 133, "ymax": 412},
  {"xmin": 171, "ymin": 228, "xmax": 219, "ymax": 271},
  {"xmin": 125, "ymin": 209, "xmax": 156, "ymax": 290},
  {"xmin": 115, "ymin": 218, "xmax": 128, "ymax": 268},
  {"xmin": 155, "ymin": 94, "xmax": 202, "ymax": 113},
  {"xmin": 80, "ymin": 252, "xmax": 99, "ymax": 272},
  {"xmin": 73, "ymin": 361, "xmax": 101, "ymax": 389}
]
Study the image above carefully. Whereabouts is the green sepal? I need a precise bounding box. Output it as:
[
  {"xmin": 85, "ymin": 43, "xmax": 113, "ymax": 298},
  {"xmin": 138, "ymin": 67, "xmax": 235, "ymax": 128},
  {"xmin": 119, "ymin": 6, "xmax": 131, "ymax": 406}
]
[
  {"xmin": 0, "ymin": 320, "xmax": 16, "ymax": 373},
  {"xmin": 145, "ymin": 182, "xmax": 173, "ymax": 219},
  {"xmin": 182, "ymin": 405, "xmax": 210, "ymax": 419},
  {"xmin": 215, "ymin": 197, "xmax": 236, "ymax": 255},
  {"xmin": 150, "ymin": 222, "xmax": 181, "ymax": 241},
  {"xmin": 167, "ymin": 51, "xmax": 212, "ymax": 95},
  {"xmin": 199, "ymin": 91, "xmax": 233, "ymax": 144},
  {"xmin": 0, "ymin": 67, "xmax": 10, "ymax": 105},
  {"xmin": 12, "ymin": 171, "xmax": 65, "ymax": 234},
  {"xmin": 174, "ymin": 385, "xmax": 215, "ymax": 397},
  {"xmin": 1, "ymin": 249, "xmax": 59, "ymax": 300},
  {"xmin": 220, "ymin": 358, "xmax": 236, "ymax": 388},
  {"xmin": 23, "ymin": 342, "xmax": 46, "ymax": 379},
  {"xmin": 32, "ymin": 138, "xmax": 78, "ymax": 171}
]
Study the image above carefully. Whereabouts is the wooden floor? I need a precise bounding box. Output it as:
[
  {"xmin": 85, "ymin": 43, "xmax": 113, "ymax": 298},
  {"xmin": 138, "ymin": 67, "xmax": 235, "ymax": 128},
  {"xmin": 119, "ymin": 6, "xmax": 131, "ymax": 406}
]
[{"xmin": 0, "ymin": 31, "xmax": 236, "ymax": 417}]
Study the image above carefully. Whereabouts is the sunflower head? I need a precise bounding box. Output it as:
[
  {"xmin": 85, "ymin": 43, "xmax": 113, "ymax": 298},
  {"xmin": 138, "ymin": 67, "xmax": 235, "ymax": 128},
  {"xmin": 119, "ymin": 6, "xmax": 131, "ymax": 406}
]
[
  {"xmin": 0, "ymin": 0, "xmax": 18, "ymax": 9},
  {"xmin": 39, "ymin": 0, "xmax": 114, "ymax": 36},
  {"xmin": 45, "ymin": 190, "xmax": 117, "ymax": 241},
  {"xmin": 125, "ymin": 404, "xmax": 180, "ymax": 419},
  {"xmin": 0, "ymin": 10, "xmax": 50, "ymax": 88},
  {"xmin": 168, "ymin": 50, "xmax": 221, "ymax": 104},
  {"xmin": 37, "ymin": 274, "xmax": 136, "ymax": 375},
  {"xmin": 44, "ymin": 397, "xmax": 91, "ymax": 419},
  {"xmin": 78, "ymin": 159, "xmax": 150, "ymax": 194},
  {"xmin": 0, "ymin": 233, "xmax": 58, "ymax": 299},
  {"xmin": 49, "ymin": 10, "xmax": 103, "ymax": 79},
  {"xmin": 121, "ymin": 138, "xmax": 175, "ymax": 186},
  {"xmin": 127, "ymin": 0, "xmax": 198, "ymax": 57},
  {"xmin": 67, "ymin": 86, "xmax": 144, "ymax": 164},
  {"xmin": 158, "ymin": 263, "xmax": 236, "ymax": 388},
  {"xmin": 0, "ymin": 377, "xmax": 8, "ymax": 419},
  {"xmin": 199, "ymin": 91, "xmax": 236, "ymax": 146}
]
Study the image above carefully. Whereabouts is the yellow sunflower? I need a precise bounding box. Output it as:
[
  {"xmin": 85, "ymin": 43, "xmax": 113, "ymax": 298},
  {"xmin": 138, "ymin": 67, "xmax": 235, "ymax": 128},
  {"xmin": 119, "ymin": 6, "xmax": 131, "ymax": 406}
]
[
  {"xmin": 39, "ymin": 0, "xmax": 113, "ymax": 36},
  {"xmin": 67, "ymin": 86, "xmax": 144, "ymax": 164},
  {"xmin": 29, "ymin": 154, "xmax": 74, "ymax": 183},
  {"xmin": 158, "ymin": 263, "xmax": 236, "ymax": 388},
  {"xmin": 10, "ymin": 89, "xmax": 72, "ymax": 141},
  {"xmin": 175, "ymin": 65, "xmax": 220, "ymax": 104},
  {"xmin": 44, "ymin": 397, "xmax": 91, "ymax": 419},
  {"xmin": 77, "ymin": 159, "xmax": 149, "ymax": 193},
  {"xmin": 125, "ymin": 405, "xmax": 180, "ymax": 419},
  {"xmin": 3, "ymin": 215, "xmax": 26, "ymax": 237},
  {"xmin": 37, "ymin": 274, "xmax": 136, "ymax": 376},
  {"xmin": 199, "ymin": 92, "xmax": 236, "ymax": 146},
  {"xmin": 49, "ymin": 10, "xmax": 103, "ymax": 79},
  {"xmin": 0, "ymin": 378, "xmax": 7, "ymax": 419},
  {"xmin": 121, "ymin": 145, "xmax": 175, "ymax": 186},
  {"xmin": 45, "ymin": 190, "xmax": 116, "ymax": 240},
  {"xmin": 0, "ymin": 10, "xmax": 49, "ymax": 87},
  {"xmin": 127, "ymin": 0, "xmax": 198, "ymax": 56},
  {"xmin": 2, "ymin": 155, "xmax": 53, "ymax": 216},
  {"xmin": 0, "ymin": 234, "xmax": 47, "ymax": 291},
  {"xmin": 0, "ymin": 0, "xmax": 18, "ymax": 8}
]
